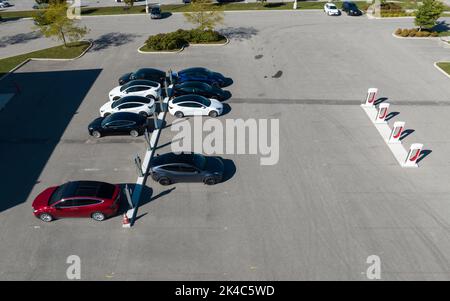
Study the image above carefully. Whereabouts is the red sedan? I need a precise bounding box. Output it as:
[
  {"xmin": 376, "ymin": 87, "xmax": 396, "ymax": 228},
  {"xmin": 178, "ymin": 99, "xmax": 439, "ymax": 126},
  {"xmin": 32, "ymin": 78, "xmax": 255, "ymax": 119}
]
[{"xmin": 32, "ymin": 181, "xmax": 121, "ymax": 222}]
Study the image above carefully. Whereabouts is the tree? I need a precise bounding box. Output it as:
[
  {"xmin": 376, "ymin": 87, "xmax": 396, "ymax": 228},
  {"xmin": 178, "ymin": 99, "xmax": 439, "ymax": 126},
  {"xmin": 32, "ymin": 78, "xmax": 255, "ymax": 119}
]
[
  {"xmin": 415, "ymin": 0, "xmax": 444, "ymax": 31},
  {"xmin": 33, "ymin": 2, "xmax": 89, "ymax": 47},
  {"xmin": 183, "ymin": 0, "xmax": 224, "ymax": 31},
  {"xmin": 123, "ymin": 0, "xmax": 135, "ymax": 11}
]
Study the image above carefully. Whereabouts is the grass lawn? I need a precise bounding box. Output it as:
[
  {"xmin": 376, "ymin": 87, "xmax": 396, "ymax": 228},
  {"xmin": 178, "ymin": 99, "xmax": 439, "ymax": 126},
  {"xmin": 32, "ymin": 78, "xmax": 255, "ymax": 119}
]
[
  {"xmin": 0, "ymin": 41, "xmax": 90, "ymax": 75},
  {"xmin": 436, "ymin": 62, "xmax": 450, "ymax": 77}
]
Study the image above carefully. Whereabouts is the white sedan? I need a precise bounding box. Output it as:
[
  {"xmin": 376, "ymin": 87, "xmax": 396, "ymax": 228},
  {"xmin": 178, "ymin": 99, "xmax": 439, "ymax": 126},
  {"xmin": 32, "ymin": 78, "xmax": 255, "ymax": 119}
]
[
  {"xmin": 168, "ymin": 95, "xmax": 223, "ymax": 118},
  {"xmin": 108, "ymin": 80, "xmax": 161, "ymax": 102},
  {"xmin": 0, "ymin": 1, "xmax": 11, "ymax": 8},
  {"xmin": 99, "ymin": 96, "xmax": 156, "ymax": 118},
  {"xmin": 324, "ymin": 3, "xmax": 341, "ymax": 16}
]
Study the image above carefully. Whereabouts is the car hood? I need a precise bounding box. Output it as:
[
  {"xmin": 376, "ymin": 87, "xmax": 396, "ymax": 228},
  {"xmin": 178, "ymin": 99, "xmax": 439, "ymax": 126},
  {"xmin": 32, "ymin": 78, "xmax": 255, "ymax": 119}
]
[
  {"xmin": 109, "ymin": 86, "xmax": 121, "ymax": 97},
  {"xmin": 209, "ymin": 98, "xmax": 223, "ymax": 110},
  {"xmin": 119, "ymin": 72, "xmax": 132, "ymax": 84},
  {"xmin": 88, "ymin": 116, "xmax": 104, "ymax": 129},
  {"xmin": 205, "ymin": 157, "xmax": 225, "ymax": 174},
  {"xmin": 32, "ymin": 186, "xmax": 57, "ymax": 209},
  {"xmin": 99, "ymin": 101, "xmax": 113, "ymax": 114}
]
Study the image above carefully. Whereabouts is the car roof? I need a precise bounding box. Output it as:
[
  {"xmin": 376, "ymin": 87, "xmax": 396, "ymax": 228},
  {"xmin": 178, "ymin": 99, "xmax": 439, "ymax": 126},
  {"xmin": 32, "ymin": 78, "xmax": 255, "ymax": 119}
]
[
  {"xmin": 178, "ymin": 67, "xmax": 209, "ymax": 74},
  {"xmin": 177, "ymin": 81, "xmax": 211, "ymax": 89},
  {"xmin": 134, "ymin": 68, "xmax": 166, "ymax": 76},
  {"xmin": 114, "ymin": 95, "xmax": 152, "ymax": 105},
  {"xmin": 151, "ymin": 152, "xmax": 200, "ymax": 166},
  {"xmin": 103, "ymin": 111, "xmax": 146, "ymax": 122},
  {"xmin": 122, "ymin": 80, "xmax": 159, "ymax": 88},
  {"xmin": 61, "ymin": 181, "xmax": 116, "ymax": 199},
  {"xmin": 171, "ymin": 94, "xmax": 208, "ymax": 104}
]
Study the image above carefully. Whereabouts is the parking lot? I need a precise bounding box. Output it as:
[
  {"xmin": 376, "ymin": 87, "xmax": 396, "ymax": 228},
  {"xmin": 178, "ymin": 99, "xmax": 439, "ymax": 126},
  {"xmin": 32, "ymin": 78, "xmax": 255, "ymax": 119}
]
[{"xmin": 1, "ymin": 11, "xmax": 450, "ymax": 280}]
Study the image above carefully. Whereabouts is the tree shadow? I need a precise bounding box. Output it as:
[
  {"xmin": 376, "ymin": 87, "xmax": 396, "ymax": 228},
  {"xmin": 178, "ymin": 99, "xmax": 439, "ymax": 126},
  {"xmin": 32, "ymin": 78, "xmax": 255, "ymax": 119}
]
[
  {"xmin": 218, "ymin": 27, "xmax": 259, "ymax": 41},
  {"xmin": 0, "ymin": 31, "xmax": 43, "ymax": 48},
  {"xmin": 91, "ymin": 32, "xmax": 141, "ymax": 52}
]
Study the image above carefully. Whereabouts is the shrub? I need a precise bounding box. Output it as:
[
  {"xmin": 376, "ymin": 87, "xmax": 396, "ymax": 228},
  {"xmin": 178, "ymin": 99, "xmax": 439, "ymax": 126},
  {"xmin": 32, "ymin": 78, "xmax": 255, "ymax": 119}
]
[
  {"xmin": 400, "ymin": 29, "xmax": 410, "ymax": 37},
  {"xmin": 395, "ymin": 28, "xmax": 402, "ymax": 35},
  {"xmin": 144, "ymin": 29, "xmax": 225, "ymax": 51}
]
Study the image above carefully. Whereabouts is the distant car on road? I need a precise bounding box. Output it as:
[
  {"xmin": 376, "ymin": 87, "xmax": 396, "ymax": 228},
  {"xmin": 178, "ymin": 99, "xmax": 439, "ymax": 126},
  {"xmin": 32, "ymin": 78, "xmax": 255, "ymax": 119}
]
[
  {"xmin": 150, "ymin": 5, "xmax": 162, "ymax": 19},
  {"xmin": 32, "ymin": 181, "xmax": 121, "ymax": 222},
  {"xmin": 119, "ymin": 68, "xmax": 167, "ymax": 86},
  {"xmin": 0, "ymin": 1, "xmax": 12, "ymax": 8},
  {"xmin": 324, "ymin": 3, "xmax": 341, "ymax": 16},
  {"xmin": 168, "ymin": 94, "xmax": 223, "ymax": 118},
  {"xmin": 342, "ymin": 1, "xmax": 362, "ymax": 16},
  {"xmin": 88, "ymin": 112, "xmax": 148, "ymax": 138},
  {"xmin": 150, "ymin": 152, "xmax": 225, "ymax": 185},
  {"xmin": 109, "ymin": 80, "xmax": 161, "ymax": 101},
  {"xmin": 172, "ymin": 67, "xmax": 232, "ymax": 87},
  {"xmin": 100, "ymin": 95, "xmax": 156, "ymax": 118},
  {"xmin": 172, "ymin": 81, "xmax": 230, "ymax": 100}
]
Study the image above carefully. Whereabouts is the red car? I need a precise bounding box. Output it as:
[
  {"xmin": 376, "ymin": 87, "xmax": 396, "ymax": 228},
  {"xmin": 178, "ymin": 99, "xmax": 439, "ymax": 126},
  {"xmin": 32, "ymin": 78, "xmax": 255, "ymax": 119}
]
[{"xmin": 32, "ymin": 181, "xmax": 121, "ymax": 222}]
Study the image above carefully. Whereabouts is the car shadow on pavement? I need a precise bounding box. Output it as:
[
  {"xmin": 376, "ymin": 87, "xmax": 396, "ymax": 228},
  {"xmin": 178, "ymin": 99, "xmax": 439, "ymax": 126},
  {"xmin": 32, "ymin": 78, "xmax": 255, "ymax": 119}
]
[
  {"xmin": 91, "ymin": 32, "xmax": 142, "ymax": 52},
  {"xmin": 221, "ymin": 158, "xmax": 237, "ymax": 183},
  {"xmin": 374, "ymin": 97, "xmax": 388, "ymax": 106},
  {"xmin": 385, "ymin": 111, "xmax": 399, "ymax": 122},
  {"xmin": 400, "ymin": 129, "xmax": 415, "ymax": 141},
  {"xmin": 0, "ymin": 69, "xmax": 102, "ymax": 213}
]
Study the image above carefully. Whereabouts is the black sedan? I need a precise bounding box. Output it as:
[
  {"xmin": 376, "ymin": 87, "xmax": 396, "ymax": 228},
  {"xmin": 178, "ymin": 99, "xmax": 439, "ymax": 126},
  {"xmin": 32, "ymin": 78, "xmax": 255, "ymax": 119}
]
[
  {"xmin": 88, "ymin": 112, "xmax": 148, "ymax": 138},
  {"xmin": 172, "ymin": 81, "xmax": 230, "ymax": 100},
  {"xmin": 149, "ymin": 152, "xmax": 224, "ymax": 185},
  {"xmin": 171, "ymin": 67, "xmax": 233, "ymax": 88},
  {"xmin": 342, "ymin": 1, "xmax": 362, "ymax": 16},
  {"xmin": 119, "ymin": 68, "xmax": 167, "ymax": 86}
]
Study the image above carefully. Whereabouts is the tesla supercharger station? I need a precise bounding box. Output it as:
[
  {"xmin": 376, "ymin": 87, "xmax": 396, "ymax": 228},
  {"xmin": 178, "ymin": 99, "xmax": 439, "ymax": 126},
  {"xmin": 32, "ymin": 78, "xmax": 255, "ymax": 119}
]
[
  {"xmin": 388, "ymin": 121, "xmax": 405, "ymax": 144},
  {"xmin": 403, "ymin": 143, "xmax": 423, "ymax": 168},
  {"xmin": 362, "ymin": 88, "xmax": 378, "ymax": 107},
  {"xmin": 375, "ymin": 103, "xmax": 389, "ymax": 124}
]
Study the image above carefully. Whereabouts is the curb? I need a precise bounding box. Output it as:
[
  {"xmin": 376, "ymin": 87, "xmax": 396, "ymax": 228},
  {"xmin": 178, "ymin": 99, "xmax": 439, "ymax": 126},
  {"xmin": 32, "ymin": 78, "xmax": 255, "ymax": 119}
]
[
  {"xmin": 138, "ymin": 37, "xmax": 229, "ymax": 54},
  {"xmin": 434, "ymin": 62, "xmax": 450, "ymax": 79},
  {"xmin": 0, "ymin": 40, "xmax": 93, "ymax": 83},
  {"xmin": 189, "ymin": 37, "xmax": 230, "ymax": 47}
]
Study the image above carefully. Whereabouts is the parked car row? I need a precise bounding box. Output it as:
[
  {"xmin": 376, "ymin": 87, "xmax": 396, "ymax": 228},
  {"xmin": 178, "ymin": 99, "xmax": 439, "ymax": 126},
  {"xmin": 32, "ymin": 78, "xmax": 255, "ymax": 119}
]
[
  {"xmin": 33, "ymin": 67, "xmax": 232, "ymax": 222},
  {"xmin": 88, "ymin": 67, "xmax": 231, "ymax": 138},
  {"xmin": 324, "ymin": 2, "xmax": 362, "ymax": 16}
]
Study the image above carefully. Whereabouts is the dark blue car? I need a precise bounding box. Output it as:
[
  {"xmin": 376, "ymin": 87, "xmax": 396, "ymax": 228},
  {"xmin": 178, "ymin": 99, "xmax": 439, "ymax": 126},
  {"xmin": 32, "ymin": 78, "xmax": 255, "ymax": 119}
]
[{"xmin": 171, "ymin": 67, "xmax": 232, "ymax": 88}]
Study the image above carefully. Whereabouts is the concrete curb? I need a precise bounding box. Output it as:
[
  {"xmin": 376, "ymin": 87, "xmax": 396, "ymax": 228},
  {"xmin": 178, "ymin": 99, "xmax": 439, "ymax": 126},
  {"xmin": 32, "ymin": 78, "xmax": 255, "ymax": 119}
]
[
  {"xmin": 0, "ymin": 40, "xmax": 93, "ymax": 83},
  {"xmin": 391, "ymin": 32, "xmax": 442, "ymax": 40},
  {"xmin": 434, "ymin": 62, "xmax": 450, "ymax": 79},
  {"xmin": 137, "ymin": 37, "xmax": 229, "ymax": 54},
  {"xmin": 189, "ymin": 37, "xmax": 230, "ymax": 47}
]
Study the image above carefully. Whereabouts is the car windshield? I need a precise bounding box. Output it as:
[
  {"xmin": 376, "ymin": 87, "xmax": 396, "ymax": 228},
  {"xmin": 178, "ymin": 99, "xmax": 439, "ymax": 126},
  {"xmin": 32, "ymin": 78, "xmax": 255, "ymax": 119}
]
[
  {"xmin": 330, "ymin": 5, "xmax": 337, "ymax": 9},
  {"xmin": 151, "ymin": 7, "xmax": 160, "ymax": 13},
  {"xmin": 192, "ymin": 154, "xmax": 206, "ymax": 170},
  {"xmin": 48, "ymin": 183, "xmax": 69, "ymax": 205}
]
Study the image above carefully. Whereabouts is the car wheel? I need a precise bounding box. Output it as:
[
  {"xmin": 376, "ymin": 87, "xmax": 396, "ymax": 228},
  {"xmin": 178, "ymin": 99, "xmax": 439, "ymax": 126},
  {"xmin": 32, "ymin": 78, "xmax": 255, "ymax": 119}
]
[
  {"xmin": 139, "ymin": 111, "xmax": 148, "ymax": 118},
  {"xmin": 175, "ymin": 111, "xmax": 184, "ymax": 118},
  {"xmin": 212, "ymin": 82, "xmax": 220, "ymax": 88},
  {"xmin": 91, "ymin": 212, "xmax": 105, "ymax": 221},
  {"xmin": 39, "ymin": 213, "xmax": 53, "ymax": 222},
  {"xmin": 113, "ymin": 96, "xmax": 121, "ymax": 101},
  {"xmin": 208, "ymin": 110, "xmax": 219, "ymax": 118},
  {"xmin": 130, "ymin": 129, "xmax": 139, "ymax": 137},
  {"xmin": 158, "ymin": 177, "xmax": 171, "ymax": 186},
  {"xmin": 204, "ymin": 176, "xmax": 217, "ymax": 185},
  {"xmin": 145, "ymin": 95, "xmax": 156, "ymax": 100},
  {"xmin": 92, "ymin": 130, "xmax": 102, "ymax": 138},
  {"xmin": 103, "ymin": 112, "xmax": 111, "ymax": 117}
]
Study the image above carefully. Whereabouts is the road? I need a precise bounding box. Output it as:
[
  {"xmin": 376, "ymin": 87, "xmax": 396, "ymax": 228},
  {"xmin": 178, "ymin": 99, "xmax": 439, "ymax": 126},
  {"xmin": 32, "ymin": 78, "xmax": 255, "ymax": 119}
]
[{"xmin": 0, "ymin": 11, "xmax": 450, "ymax": 280}]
